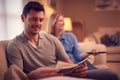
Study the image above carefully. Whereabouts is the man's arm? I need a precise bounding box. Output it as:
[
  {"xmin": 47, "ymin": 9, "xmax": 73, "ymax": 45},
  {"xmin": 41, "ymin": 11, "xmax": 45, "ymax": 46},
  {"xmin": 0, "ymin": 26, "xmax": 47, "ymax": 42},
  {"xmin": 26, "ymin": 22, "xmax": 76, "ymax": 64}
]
[
  {"xmin": 53, "ymin": 36, "xmax": 88, "ymax": 77},
  {"xmin": 27, "ymin": 67, "xmax": 63, "ymax": 79}
]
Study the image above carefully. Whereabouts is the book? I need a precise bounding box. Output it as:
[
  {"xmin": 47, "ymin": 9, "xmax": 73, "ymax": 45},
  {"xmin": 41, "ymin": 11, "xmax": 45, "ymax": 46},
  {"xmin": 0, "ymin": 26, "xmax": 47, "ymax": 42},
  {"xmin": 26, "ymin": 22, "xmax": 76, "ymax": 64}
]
[{"xmin": 55, "ymin": 58, "xmax": 88, "ymax": 75}]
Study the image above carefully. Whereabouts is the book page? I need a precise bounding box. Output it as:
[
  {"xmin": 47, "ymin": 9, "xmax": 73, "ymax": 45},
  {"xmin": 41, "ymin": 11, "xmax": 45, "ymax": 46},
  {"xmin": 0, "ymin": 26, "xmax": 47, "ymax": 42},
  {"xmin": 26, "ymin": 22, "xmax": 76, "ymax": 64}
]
[
  {"xmin": 76, "ymin": 57, "xmax": 88, "ymax": 65},
  {"xmin": 55, "ymin": 58, "xmax": 88, "ymax": 74}
]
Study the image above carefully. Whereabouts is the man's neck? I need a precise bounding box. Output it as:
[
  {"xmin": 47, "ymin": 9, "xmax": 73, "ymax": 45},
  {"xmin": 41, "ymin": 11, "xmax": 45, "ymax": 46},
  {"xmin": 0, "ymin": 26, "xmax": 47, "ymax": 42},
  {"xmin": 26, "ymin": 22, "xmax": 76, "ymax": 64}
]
[{"xmin": 23, "ymin": 32, "xmax": 39, "ymax": 47}]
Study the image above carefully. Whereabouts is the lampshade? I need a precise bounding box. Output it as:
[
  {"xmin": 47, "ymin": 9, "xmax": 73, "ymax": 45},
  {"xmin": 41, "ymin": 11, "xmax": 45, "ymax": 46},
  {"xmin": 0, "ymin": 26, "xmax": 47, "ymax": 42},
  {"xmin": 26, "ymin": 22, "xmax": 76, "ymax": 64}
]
[{"xmin": 64, "ymin": 17, "xmax": 73, "ymax": 31}]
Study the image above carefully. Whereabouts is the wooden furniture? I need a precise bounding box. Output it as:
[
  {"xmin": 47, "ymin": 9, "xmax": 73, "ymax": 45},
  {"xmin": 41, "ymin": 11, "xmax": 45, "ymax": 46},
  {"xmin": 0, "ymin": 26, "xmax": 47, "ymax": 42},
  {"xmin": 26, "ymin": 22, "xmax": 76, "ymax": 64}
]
[{"xmin": 72, "ymin": 20, "xmax": 84, "ymax": 42}]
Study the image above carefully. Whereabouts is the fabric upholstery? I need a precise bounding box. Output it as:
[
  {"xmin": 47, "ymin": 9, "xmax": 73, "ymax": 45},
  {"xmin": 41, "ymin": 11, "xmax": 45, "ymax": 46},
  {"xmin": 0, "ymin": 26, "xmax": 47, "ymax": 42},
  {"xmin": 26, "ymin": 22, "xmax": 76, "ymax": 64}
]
[
  {"xmin": 78, "ymin": 42, "xmax": 108, "ymax": 69},
  {"xmin": 85, "ymin": 27, "xmax": 120, "ymax": 54},
  {"xmin": 109, "ymin": 31, "xmax": 120, "ymax": 46},
  {"xmin": 0, "ymin": 40, "xmax": 9, "ymax": 80},
  {"xmin": 4, "ymin": 64, "xmax": 28, "ymax": 80},
  {"xmin": 78, "ymin": 42, "xmax": 96, "ymax": 64},
  {"xmin": 101, "ymin": 34, "xmax": 115, "ymax": 46}
]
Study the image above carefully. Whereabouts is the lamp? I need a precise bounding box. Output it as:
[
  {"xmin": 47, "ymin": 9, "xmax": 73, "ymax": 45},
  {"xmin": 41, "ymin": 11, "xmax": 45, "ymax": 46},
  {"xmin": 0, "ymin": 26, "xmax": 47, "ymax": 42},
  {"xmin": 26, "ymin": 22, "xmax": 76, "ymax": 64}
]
[{"xmin": 64, "ymin": 17, "xmax": 73, "ymax": 31}]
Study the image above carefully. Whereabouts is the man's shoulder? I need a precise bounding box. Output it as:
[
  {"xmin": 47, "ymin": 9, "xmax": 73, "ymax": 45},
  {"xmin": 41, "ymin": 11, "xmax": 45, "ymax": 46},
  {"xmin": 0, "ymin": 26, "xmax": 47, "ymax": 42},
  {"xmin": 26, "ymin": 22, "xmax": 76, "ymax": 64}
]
[{"xmin": 7, "ymin": 34, "xmax": 24, "ymax": 47}]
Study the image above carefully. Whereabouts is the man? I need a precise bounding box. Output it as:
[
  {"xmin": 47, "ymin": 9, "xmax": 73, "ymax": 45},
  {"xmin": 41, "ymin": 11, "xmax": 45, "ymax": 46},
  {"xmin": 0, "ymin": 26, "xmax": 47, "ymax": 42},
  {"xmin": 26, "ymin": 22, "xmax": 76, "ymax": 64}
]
[
  {"xmin": 6, "ymin": 1, "xmax": 87, "ymax": 80},
  {"xmin": 6, "ymin": 1, "xmax": 119, "ymax": 80}
]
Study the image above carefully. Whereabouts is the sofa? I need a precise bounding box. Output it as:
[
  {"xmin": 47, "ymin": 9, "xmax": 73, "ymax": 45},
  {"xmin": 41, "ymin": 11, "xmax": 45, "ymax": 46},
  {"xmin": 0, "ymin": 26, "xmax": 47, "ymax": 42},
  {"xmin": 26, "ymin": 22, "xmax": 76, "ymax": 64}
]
[
  {"xmin": 0, "ymin": 40, "xmax": 9, "ymax": 80},
  {"xmin": 0, "ymin": 40, "xmax": 108, "ymax": 80},
  {"xmin": 84, "ymin": 27, "xmax": 120, "ymax": 76},
  {"xmin": 84, "ymin": 27, "xmax": 120, "ymax": 54},
  {"xmin": 78, "ymin": 41, "xmax": 108, "ymax": 69}
]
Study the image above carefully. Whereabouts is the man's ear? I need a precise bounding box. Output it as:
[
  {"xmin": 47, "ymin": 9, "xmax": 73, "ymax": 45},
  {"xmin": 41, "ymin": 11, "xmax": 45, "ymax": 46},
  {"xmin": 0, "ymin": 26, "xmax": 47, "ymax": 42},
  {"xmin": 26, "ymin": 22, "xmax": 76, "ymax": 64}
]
[{"xmin": 21, "ymin": 14, "xmax": 25, "ymax": 22}]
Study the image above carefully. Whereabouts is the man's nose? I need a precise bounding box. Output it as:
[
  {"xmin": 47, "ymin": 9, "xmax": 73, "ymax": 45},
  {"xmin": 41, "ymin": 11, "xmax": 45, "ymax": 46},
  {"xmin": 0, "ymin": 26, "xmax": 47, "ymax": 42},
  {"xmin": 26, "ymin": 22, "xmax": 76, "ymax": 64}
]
[
  {"xmin": 36, "ymin": 20, "xmax": 42, "ymax": 25},
  {"xmin": 63, "ymin": 22, "xmax": 65, "ymax": 25}
]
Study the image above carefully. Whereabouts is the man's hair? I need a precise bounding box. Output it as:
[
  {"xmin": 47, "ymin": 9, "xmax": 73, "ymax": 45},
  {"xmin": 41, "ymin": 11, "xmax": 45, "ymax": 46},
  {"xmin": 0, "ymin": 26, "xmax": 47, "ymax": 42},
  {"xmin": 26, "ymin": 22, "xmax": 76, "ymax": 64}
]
[{"xmin": 22, "ymin": 1, "xmax": 45, "ymax": 17}]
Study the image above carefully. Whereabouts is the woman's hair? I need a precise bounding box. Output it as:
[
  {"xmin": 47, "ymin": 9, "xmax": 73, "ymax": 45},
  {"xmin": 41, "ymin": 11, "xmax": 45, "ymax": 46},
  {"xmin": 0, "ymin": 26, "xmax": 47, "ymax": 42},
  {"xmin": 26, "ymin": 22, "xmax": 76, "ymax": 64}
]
[{"xmin": 46, "ymin": 13, "xmax": 62, "ymax": 34}]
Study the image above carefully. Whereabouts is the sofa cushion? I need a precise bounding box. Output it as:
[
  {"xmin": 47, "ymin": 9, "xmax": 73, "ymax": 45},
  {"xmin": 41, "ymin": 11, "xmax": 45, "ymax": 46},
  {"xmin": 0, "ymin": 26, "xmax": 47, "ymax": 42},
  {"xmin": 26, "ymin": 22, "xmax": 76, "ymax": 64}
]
[
  {"xmin": 0, "ymin": 41, "xmax": 9, "ymax": 80},
  {"xmin": 91, "ymin": 32, "xmax": 102, "ymax": 43},
  {"xmin": 4, "ymin": 64, "xmax": 28, "ymax": 80}
]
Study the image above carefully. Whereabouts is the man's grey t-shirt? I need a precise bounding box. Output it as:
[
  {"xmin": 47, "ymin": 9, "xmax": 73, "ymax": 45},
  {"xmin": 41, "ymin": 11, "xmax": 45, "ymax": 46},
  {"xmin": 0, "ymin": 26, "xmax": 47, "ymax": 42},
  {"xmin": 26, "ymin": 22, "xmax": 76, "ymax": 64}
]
[{"xmin": 7, "ymin": 33, "xmax": 69, "ymax": 73}]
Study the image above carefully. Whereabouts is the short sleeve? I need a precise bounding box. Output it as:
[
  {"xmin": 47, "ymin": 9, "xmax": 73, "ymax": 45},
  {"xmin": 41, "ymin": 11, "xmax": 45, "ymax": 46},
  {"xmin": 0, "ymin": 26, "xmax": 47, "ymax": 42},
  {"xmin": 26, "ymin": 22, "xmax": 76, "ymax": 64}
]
[{"xmin": 6, "ymin": 39, "xmax": 23, "ymax": 70}]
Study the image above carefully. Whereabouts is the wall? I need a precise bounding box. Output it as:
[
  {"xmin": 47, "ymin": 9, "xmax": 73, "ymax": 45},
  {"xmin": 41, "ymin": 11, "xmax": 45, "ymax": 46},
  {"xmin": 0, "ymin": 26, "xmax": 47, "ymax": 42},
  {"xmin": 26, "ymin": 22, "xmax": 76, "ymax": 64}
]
[{"xmin": 56, "ymin": 0, "xmax": 120, "ymax": 36}]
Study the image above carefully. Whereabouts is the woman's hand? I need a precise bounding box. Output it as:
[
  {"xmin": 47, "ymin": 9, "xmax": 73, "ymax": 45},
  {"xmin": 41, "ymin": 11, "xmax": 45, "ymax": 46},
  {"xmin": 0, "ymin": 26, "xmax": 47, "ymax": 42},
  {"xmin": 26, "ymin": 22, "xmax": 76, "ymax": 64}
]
[
  {"xmin": 91, "ymin": 49, "xmax": 99, "ymax": 55},
  {"xmin": 69, "ymin": 62, "xmax": 88, "ymax": 77},
  {"xmin": 27, "ymin": 67, "xmax": 63, "ymax": 79}
]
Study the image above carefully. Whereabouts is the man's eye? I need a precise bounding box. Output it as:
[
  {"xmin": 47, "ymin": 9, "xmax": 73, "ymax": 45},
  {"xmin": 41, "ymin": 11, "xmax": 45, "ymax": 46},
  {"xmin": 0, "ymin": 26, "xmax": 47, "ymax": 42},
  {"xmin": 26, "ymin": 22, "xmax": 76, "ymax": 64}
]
[{"xmin": 39, "ymin": 19, "xmax": 44, "ymax": 22}]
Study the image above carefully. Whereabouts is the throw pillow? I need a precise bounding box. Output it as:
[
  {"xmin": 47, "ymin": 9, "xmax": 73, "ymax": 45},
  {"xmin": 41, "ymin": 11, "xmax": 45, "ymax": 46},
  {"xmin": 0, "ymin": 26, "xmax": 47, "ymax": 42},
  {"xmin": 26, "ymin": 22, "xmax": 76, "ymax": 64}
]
[
  {"xmin": 109, "ymin": 31, "xmax": 120, "ymax": 46},
  {"xmin": 101, "ymin": 34, "xmax": 115, "ymax": 46},
  {"xmin": 4, "ymin": 64, "xmax": 28, "ymax": 80}
]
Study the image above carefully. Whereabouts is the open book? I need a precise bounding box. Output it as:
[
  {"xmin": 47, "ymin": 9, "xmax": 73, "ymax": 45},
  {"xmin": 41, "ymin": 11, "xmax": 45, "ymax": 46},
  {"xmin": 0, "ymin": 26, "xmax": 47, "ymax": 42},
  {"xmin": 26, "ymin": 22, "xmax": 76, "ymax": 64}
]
[{"xmin": 55, "ymin": 58, "xmax": 88, "ymax": 75}]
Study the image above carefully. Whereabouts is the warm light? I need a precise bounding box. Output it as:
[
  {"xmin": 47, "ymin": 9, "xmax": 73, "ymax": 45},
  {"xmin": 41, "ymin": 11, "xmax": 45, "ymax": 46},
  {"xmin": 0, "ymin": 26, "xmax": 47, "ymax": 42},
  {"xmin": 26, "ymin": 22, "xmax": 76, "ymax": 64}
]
[{"xmin": 64, "ymin": 17, "xmax": 73, "ymax": 31}]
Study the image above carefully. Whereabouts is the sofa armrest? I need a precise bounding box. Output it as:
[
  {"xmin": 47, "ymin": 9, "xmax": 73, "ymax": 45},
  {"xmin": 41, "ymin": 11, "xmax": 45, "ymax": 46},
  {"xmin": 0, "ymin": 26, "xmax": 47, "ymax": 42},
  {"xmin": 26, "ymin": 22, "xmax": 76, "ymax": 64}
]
[
  {"xmin": 93, "ymin": 44, "xmax": 109, "ymax": 69},
  {"xmin": 93, "ymin": 44, "xmax": 106, "ymax": 64},
  {"xmin": 78, "ymin": 42, "xmax": 108, "ymax": 69},
  {"xmin": 78, "ymin": 42, "xmax": 96, "ymax": 64}
]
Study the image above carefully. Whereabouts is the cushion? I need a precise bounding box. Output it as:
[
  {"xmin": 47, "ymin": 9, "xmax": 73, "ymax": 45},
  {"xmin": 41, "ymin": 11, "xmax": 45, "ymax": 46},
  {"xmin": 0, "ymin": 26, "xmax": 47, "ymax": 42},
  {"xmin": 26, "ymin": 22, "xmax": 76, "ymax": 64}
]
[
  {"xmin": 0, "ymin": 41, "xmax": 9, "ymax": 80},
  {"xmin": 101, "ymin": 34, "xmax": 115, "ymax": 46},
  {"xmin": 4, "ymin": 65, "xmax": 28, "ymax": 80},
  {"xmin": 92, "ymin": 32, "xmax": 101, "ymax": 43},
  {"xmin": 109, "ymin": 31, "xmax": 120, "ymax": 46}
]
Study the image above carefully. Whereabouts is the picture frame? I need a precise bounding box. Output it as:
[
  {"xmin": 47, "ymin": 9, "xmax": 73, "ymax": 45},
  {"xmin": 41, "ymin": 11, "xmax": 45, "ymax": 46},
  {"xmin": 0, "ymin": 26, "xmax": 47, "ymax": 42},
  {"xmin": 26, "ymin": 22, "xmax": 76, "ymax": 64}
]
[
  {"xmin": 95, "ymin": 0, "xmax": 120, "ymax": 11},
  {"xmin": 47, "ymin": 0, "xmax": 56, "ymax": 8}
]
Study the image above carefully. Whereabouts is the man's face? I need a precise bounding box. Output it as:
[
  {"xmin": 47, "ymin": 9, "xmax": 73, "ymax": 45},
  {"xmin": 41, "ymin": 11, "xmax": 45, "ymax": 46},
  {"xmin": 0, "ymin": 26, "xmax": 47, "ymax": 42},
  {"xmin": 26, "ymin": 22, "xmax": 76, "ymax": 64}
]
[{"xmin": 21, "ymin": 10, "xmax": 45, "ymax": 35}]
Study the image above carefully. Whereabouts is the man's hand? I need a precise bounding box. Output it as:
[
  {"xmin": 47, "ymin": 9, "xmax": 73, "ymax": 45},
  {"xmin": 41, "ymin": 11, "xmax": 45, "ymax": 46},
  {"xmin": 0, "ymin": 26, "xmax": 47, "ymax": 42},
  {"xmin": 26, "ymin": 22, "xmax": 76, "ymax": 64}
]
[
  {"xmin": 27, "ymin": 67, "xmax": 63, "ymax": 79},
  {"xmin": 69, "ymin": 62, "xmax": 88, "ymax": 77}
]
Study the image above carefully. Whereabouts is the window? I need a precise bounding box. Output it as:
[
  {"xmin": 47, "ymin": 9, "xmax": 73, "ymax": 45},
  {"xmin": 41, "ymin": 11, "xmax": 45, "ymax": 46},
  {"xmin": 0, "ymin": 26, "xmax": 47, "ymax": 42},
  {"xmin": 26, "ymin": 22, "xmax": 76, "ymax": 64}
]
[{"xmin": 0, "ymin": 0, "xmax": 24, "ymax": 40}]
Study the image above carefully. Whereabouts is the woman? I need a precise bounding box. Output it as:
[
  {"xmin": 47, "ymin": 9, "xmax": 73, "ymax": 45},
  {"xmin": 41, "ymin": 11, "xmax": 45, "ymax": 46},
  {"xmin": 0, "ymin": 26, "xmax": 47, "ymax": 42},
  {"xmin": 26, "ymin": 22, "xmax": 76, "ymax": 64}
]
[
  {"xmin": 47, "ymin": 13, "xmax": 96, "ymax": 70},
  {"xmin": 46, "ymin": 13, "xmax": 119, "ymax": 80}
]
